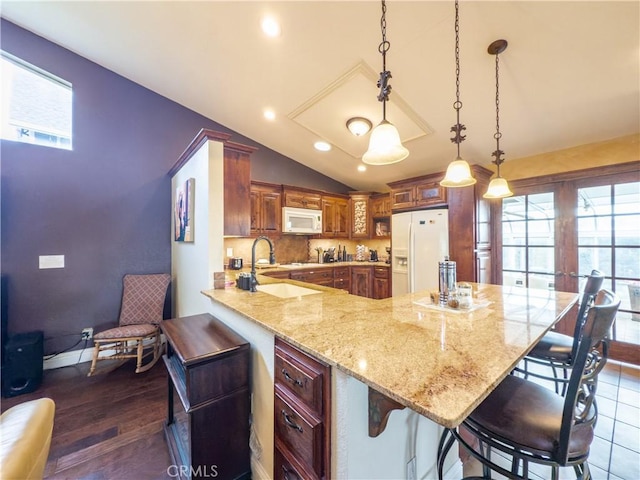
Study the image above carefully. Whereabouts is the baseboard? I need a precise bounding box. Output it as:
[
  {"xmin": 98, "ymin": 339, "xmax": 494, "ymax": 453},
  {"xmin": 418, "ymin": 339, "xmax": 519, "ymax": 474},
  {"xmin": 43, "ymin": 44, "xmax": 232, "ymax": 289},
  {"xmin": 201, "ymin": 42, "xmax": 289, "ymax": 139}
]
[
  {"xmin": 43, "ymin": 347, "xmax": 95, "ymax": 370},
  {"xmin": 42, "ymin": 335, "xmax": 166, "ymax": 371}
]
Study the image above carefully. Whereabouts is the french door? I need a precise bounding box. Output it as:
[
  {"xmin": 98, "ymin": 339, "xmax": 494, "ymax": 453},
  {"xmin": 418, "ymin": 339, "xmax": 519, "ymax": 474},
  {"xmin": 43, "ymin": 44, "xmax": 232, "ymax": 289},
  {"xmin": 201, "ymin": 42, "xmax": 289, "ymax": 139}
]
[{"xmin": 498, "ymin": 163, "xmax": 640, "ymax": 364}]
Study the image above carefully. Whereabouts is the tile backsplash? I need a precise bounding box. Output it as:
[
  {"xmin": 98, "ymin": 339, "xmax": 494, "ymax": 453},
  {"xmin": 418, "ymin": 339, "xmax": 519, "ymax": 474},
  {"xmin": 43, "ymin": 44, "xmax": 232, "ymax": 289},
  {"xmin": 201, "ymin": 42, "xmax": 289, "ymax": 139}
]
[{"xmin": 223, "ymin": 236, "xmax": 390, "ymax": 266}]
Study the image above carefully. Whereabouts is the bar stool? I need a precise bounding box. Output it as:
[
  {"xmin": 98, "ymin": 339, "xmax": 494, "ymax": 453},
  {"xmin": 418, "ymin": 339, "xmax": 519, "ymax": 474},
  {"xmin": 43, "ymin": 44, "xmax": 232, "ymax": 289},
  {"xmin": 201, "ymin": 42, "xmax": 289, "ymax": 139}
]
[
  {"xmin": 437, "ymin": 289, "xmax": 620, "ymax": 480},
  {"xmin": 515, "ymin": 269, "xmax": 604, "ymax": 394}
]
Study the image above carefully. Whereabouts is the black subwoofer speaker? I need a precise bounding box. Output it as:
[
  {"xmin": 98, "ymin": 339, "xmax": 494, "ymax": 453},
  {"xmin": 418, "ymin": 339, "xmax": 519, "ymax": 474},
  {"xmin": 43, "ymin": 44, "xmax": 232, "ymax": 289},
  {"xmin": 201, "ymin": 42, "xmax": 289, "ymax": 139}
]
[{"xmin": 2, "ymin": 331, "xmax": 44, "ymax": 397}]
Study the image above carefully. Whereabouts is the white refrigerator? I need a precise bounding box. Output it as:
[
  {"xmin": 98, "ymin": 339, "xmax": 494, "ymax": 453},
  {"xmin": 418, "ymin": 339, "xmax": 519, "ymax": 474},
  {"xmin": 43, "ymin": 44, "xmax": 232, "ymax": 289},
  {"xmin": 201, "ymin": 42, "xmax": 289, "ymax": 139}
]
[{"xmin": 391, "ymin": 209, "xmax": 449, "ymax": 296}]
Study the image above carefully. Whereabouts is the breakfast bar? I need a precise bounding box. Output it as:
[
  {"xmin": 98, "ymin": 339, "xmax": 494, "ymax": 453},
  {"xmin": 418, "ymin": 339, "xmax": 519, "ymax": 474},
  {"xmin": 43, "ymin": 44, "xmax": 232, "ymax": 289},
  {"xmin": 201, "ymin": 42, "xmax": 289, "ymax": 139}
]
[{"xmin": 202, "ymin": 275, "xmax": 577, "ymax": 479}]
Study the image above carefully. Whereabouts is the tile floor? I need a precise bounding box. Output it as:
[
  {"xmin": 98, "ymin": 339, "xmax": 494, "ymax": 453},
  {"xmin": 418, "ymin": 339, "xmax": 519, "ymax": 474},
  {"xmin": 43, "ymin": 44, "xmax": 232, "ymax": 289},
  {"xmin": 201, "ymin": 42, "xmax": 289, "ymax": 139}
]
[
  {"xmin": 585, "ymin": 360, "xmax": 640, "ymax": 480},
  {"xmin": 445, "ymin": 360, "xmax": 640, "ymax": 480}
]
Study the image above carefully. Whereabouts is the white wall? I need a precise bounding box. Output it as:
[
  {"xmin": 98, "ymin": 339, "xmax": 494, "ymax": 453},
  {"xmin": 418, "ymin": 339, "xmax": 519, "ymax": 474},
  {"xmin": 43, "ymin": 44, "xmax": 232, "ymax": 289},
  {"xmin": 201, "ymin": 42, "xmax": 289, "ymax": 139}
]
[
  {"xmin": 337, "ymin": 370, "xmax": 447, "ymax": 480},
  {"xmin": 171, "ymin": 139, "xmax": 225, "ymax": 317}
]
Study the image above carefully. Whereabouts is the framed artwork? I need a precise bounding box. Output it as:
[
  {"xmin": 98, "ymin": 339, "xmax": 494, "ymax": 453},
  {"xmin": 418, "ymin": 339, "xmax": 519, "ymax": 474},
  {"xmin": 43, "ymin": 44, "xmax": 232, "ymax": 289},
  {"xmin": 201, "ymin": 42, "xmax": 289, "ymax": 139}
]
[{"xmin": 174, "ymin": 178, "xmax": 194, "ymax": 242}]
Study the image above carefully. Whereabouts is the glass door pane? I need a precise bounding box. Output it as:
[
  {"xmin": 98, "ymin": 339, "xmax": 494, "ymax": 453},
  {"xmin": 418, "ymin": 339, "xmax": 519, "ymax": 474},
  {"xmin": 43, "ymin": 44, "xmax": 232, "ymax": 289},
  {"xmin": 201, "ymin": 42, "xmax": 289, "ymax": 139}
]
[
  {"xmin": 502, "ymin": 192, "xmax": 556, "ymax": 289},
  {"xmin": 578, "ymin": 182, "xmax": 640, "ymax": 347}
]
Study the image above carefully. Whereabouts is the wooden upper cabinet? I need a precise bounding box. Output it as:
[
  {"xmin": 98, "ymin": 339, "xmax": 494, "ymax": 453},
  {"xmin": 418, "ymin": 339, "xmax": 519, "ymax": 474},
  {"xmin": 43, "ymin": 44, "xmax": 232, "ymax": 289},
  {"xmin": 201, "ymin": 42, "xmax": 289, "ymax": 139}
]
[
  {"xmin": 370, "ymin": 193, "xmax": 391, "ymax": 218},
  {"xmin": 283, "ymin": 186, "xmax": 322, "ymax": 210},
  {"xmin": 250, "ymin": 181, "xmax": 282, "ymax": 236},
  {"xmin": 350, "ymin": 193, "xmax": 370, "ymax": 239},
  {"xmin": 369, "ymin": 193, "xmax": 391, "ymax": 239},
  {"xmin": 168, "ymin": 129, "xmax": 256, "ymax": 238},
  {"xmin": 388, "ymin": 174, "xmax": 447, "ymax": 211},
  {"xmin": 224, "ymin": 141, "xmax": 256, "ymax": 236},
  {"xmin": 322, "ymin": 195, "xmax": 349, "ymax": 238}
]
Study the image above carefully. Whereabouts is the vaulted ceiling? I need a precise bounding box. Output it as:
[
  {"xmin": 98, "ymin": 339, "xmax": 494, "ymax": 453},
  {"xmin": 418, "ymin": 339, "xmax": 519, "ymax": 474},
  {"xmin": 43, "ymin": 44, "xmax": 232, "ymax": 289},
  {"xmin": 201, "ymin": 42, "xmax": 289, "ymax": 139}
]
[{"xmin": 3, "ymin": 1, "xmax": 638, "ymax": 191}]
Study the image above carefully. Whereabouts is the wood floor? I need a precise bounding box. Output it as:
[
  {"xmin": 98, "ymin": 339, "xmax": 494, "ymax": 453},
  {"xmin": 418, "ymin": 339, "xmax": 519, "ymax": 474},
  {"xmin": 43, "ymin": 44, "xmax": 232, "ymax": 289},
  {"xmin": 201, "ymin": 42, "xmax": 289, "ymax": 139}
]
[{"xmin": 0, "ymin": 360, "xmax": 173, "ymax": 480}]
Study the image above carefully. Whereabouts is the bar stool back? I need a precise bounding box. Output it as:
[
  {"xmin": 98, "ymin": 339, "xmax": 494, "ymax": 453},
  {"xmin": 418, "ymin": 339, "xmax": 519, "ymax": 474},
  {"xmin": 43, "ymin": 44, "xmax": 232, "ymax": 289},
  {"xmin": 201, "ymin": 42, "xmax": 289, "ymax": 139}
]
[
  {"xmin": 517, "ymin": 269, "xmax": 604, "ymax": 393},
  {"xmin": 437, "ymin": 289, "xmax": 620, "ymax": 480}
]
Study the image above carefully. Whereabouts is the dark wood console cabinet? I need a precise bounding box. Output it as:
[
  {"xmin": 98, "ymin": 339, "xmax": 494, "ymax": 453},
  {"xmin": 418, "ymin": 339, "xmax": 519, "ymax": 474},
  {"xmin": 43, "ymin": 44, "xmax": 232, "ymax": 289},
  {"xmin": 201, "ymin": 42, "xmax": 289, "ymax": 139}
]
[{"xmin": 161, "ymin": 313, "xmax": 251, "ymax": 480}]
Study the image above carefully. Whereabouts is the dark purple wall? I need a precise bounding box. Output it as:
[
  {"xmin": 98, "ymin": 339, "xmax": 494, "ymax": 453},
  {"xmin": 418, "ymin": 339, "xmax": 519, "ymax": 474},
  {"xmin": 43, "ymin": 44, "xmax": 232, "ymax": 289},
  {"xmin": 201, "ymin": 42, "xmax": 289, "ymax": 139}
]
[{"xmin": 0, "ymin": 19, "xmax": 351, "ymax": 354}]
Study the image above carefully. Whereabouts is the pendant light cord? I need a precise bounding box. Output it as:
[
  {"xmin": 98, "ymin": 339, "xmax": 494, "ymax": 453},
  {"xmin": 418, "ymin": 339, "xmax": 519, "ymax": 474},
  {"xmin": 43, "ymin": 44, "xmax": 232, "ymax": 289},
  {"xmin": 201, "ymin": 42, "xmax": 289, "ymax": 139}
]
[
  {"xmin": 377, "ymin": 0, "xmax": 392, "ymax": 120},
  {"xmin": 492, "ymin": 50, "xmax": 505, "ymax": 176},
  {"xmin": 450, "ymin": 0, "xmax": 466, "ymax": 158}
]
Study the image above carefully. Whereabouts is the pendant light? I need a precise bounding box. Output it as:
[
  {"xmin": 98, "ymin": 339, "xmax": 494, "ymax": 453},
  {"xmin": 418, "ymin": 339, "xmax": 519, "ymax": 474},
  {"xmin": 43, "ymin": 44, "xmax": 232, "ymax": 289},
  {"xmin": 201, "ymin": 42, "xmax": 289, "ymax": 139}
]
[
  {"xmin": 441, "ymin": 0, "xmax": 476, "ymax": 188},
  {"xmin": 484, "ymin": 39, "xmax": 513, "ymax": 199},
  {"xmin": 362, "ymin": 0, "xmax": 409, "ymax": 165}
]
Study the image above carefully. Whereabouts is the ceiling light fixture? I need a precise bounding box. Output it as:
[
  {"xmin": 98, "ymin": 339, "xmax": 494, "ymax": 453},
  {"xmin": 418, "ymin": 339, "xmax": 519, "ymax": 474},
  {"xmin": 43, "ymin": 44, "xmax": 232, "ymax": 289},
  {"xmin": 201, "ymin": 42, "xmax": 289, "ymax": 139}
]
[
  {"xmin": 357, "ymin": 165, "xmax": 367, "ymax": 172},
  {"xmin": 441, "ymin": 0, "xmax": 476, "ymax": 188},
  {"xmin": 263, "ymin": 109, "xmax": 276, "ymax": 121},
  {"xmin": 314, "ymin": 141, "xmax": 332, "ymax": 152},
  {"xmin": 362, "ymin": 0, "xmax": 409, "ymax": 166},
  {"xmin": 261, "ymin": 17, "xmax": 281, "ymax": 38},
  {"xmin": 346, "ymin": 117, "xmax": 373, "ymax": 136},
  {"xmin": 484, "ymin": 39, "xmax": 513, "ymax": 199}
]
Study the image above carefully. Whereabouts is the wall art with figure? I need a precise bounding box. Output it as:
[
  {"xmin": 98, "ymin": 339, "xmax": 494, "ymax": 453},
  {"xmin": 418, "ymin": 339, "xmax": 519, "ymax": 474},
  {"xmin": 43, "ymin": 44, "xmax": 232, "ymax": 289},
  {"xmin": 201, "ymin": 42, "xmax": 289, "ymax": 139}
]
[{"xmin": 174, "ymin": 178, "xmax": 194, "ymax": 242}]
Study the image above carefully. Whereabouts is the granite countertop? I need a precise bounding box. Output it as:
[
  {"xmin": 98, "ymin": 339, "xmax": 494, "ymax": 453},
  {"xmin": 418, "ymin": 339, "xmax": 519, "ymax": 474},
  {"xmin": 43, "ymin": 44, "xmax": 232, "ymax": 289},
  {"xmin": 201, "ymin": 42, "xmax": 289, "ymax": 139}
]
[{"xmin": 202, "ymin": 277, "xmax": 577, "ymax": 428}]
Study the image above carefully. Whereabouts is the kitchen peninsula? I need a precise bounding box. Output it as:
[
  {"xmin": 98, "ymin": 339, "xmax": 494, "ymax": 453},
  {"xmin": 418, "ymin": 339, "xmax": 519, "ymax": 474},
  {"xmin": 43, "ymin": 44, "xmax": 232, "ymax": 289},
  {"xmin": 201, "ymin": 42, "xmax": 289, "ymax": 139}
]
[{"xmin": 202, "ymin": 274, "xmax": 577, "ymax": 479}]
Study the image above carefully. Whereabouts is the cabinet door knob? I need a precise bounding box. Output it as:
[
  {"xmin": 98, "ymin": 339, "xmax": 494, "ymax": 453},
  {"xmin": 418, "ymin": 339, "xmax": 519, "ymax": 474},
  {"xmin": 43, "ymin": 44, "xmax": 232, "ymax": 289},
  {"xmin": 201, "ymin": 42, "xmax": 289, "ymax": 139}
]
[{"xmin": 281, "ymin": 410, "xmax": 303, "ymax": 433}]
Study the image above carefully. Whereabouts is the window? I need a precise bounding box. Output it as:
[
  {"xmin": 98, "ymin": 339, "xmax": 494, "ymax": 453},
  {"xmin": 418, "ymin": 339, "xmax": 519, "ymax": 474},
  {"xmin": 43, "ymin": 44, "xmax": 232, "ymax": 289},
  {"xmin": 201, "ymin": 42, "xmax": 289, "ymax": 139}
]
[{"xmin": 1, "ymin": 52, "xmax": 72, "ymax": 149}]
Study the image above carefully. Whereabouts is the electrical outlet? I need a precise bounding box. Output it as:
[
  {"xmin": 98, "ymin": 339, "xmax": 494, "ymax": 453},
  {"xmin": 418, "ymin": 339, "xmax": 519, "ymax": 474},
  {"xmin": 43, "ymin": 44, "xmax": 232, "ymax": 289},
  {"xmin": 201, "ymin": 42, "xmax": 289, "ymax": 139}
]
[
  {"xmin": 81, "ymin": 327, "xmax": 93, "ymax": 340},
  {"xmin": 407, "ymin": 456, "xmax": 417, "ymax": 480}
]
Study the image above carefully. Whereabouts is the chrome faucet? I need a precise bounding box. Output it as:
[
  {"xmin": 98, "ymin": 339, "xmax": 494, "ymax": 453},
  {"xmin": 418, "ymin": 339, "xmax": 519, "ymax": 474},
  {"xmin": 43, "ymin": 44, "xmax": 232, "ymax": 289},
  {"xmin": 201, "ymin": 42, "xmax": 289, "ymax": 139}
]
[{"xmin": 250, "ymin": 235, "xmax": 276, "ymax": 292}]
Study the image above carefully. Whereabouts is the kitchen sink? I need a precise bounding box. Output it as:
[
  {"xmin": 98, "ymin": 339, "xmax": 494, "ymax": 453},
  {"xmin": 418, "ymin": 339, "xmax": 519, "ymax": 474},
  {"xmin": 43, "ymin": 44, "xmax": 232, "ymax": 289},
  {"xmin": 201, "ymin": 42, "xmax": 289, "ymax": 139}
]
[{"xmin": 256, "ymin": 283, "xmax": 322, "ymax": 298}]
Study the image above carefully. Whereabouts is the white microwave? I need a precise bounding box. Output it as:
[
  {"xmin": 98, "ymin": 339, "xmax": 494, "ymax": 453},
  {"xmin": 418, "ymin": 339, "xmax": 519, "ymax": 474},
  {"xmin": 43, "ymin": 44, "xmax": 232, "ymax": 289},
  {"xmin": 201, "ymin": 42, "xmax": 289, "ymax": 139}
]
[{"xmin": 282, "ymin": 207, "xmax": 322, "ymax": 234}]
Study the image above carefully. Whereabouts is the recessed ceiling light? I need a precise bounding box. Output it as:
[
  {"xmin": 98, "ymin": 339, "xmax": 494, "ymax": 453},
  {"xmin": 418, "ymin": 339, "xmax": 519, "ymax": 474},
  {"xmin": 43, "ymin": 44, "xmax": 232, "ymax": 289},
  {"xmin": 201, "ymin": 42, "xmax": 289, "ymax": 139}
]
[
  {"xmin": 314, "ymin": 141, "xmax": 331, "ymax": 152},
  {"xmin": 263, "ymin": 109, "xmax": 276, "ymax": 121},
  {"xmin": 357, "ymin": 165, "xmax": 367, "ymax": 172},
  {"xmin": 261, "ymin": 17, "xmax": 281, "ymax": 38}
]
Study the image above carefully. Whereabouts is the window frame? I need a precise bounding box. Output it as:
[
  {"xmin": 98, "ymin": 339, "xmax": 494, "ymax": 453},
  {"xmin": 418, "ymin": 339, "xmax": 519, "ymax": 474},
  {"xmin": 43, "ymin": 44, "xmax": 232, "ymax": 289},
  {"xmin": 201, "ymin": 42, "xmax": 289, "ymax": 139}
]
[{"xmin": 1, "ymin": 50, "xmax": 73, "ymax": 150}]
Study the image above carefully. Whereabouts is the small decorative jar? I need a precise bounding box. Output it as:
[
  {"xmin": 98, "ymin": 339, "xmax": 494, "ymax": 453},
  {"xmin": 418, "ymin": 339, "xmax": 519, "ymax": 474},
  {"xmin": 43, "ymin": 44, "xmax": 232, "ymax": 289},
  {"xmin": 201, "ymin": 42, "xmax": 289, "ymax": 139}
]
[
  {"xmin": 447, "ymin": 289, "xmax": 460, "ymax": 309},
  {"xmin": 457, "ymin": 282, "xmax": 473, "ymax": 309}
]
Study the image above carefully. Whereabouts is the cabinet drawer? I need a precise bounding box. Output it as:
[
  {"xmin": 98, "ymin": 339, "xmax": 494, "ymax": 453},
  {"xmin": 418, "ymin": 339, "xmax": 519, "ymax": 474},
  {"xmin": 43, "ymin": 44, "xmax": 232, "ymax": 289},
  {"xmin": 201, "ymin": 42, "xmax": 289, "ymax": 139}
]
[
  {"xmin": 275, "ymin": 346, "xmax": 324, "ymax": 413},
  {"xmin": 333, "ymin": 278, "xmax": 351, "ymax": 291},
  {"xmin": 275, "ymin": 447, "xmax": 308, "ymax": 480},
  {"xmin": 290, "ymin": 268, "xmax": 333, "ymax": 286},
  {"xmin": 374, "ymin": 266, "xmax": 389, "ymax": 279},
  {"xmin": 274, "ymin": 388, "xmax": 323, "ymax": 477},
  {"xmin": 333, "ymin": 266, "xmax": 349, "ymax": 278}
]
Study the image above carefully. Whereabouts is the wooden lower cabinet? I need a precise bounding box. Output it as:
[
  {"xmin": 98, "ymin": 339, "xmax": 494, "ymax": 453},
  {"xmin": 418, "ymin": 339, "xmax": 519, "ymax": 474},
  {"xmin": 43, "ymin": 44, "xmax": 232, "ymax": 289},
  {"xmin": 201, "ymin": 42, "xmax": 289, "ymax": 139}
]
[
  {"xmin": 265, "ymin": 265, "xmax": 391, "ymax": 298},
  {"xmin": 274, "ymin": 337, "xmax": 330, "ymax": 480},
  {"xmin": 350, "ymin": 266, "xmax": 373, "ymax": 298},
  {"xmin": 372, "ymin": 266, "xmax": 390, "ymax": 299}
]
